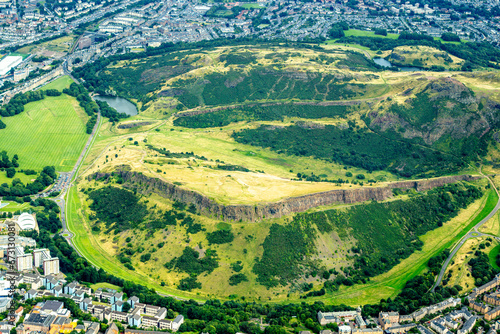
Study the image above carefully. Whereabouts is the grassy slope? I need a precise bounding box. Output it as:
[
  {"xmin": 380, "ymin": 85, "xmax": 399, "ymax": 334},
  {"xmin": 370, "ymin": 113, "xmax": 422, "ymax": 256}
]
[
  {"xmin": 66, "ymin": 186, "xmax": 204, "ymax": 301},
  {"xmin": 64, "ymin": 45, "xmax": 500, "ymax": 303},
  {"xmin": 447, "ymin": 237, "xmax": 499, "ymax": 291},
  {"xmin": 313, "ymin": 187, "xmax": 498, "ymax": 305},
  {"xmin": 16, "ymin": 35, "xmax": 75, "ymax": 54},
  {"xmin": 90, "ymin": 282, "xmax": 122, "ymax": 291},
  {"xmin": 489, "ymin": 244, "xmax": 500, "ymax": 270},
  {"xmin": 66, "ymin": 181, "xmax": 495, "ymax": 305},
  {"xmin": 0, "ymin": 94, "xmax": 89, "ymax": 172}
]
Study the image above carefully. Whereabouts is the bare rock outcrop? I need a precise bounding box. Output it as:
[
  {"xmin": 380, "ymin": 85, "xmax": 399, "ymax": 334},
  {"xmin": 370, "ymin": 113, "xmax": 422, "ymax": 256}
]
[{"xmin": 89, "ymin": 170, "xmax": 480, "ymax": 222}]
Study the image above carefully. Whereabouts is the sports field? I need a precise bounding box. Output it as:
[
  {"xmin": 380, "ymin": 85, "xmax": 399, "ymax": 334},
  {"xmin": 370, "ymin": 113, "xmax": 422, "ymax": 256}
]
[{"xmin": 0, "ymin": 94, "xmax": 89, "ymax": 172}]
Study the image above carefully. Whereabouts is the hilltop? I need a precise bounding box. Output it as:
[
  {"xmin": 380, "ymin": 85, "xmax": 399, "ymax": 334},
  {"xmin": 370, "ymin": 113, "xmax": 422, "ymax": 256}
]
[{"xmin": 62, "ymin": 43, "xmax": 500, "ymax": 303}]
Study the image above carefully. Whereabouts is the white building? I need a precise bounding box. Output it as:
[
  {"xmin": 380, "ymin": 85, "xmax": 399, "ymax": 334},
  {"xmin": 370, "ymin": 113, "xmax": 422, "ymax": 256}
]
[
  {"xmin": 339, "ymin": 325, "xmax": 352, "ymax": 334},
  {"xmin": 16, "ymin": 253, "xmax": 33, "ymax": 271},
  {"xmin": 16, "ymin": 213, "xmax": 37, "ymax": 231},
  {"xmin": 0, "ymin": 56, "xmax": 23, "ymax": 76},
  {"xmin": 34, "ymin": 249, "xmax": 50, "ymax": 267},
  {"xmin": 43, "ymin": 257, "xmax": 60, "ymax": 275}
]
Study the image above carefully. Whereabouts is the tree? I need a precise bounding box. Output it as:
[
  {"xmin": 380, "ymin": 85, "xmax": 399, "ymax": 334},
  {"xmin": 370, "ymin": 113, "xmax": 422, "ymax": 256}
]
[{"xmin": 6, "ymin": 167, "xmax": 15, "ymax": 178}]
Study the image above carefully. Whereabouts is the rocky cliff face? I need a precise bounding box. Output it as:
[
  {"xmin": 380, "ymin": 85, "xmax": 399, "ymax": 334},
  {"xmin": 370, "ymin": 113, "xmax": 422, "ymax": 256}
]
[{"xmin": 89, "ymin": 170, "xmax": 480, "ymax": 222}]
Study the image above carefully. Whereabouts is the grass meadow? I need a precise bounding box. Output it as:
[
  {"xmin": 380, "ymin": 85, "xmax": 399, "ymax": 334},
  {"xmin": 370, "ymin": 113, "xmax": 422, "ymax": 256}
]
[
  {"xmin": 0, "ymin": 94, "xmax": 89, "ymax": 172},
  {"xmin": 41, "ymin": 75, "xmax": 74, "ymax": 91}
]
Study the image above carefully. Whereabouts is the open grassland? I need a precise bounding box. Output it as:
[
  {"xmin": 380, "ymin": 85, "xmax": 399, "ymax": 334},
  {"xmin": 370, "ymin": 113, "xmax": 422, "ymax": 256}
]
[
  {"xmin": 67, "ymin": 186, "xmax": 211, "ymax": 301},
  {"xmin": 479, "ymin": 209, "xmax": 500, "ymax": 235},
  {"xmin": 67, "ymin": 44, "xmax": 500, "ymax": 303},
  {"xmin": 0, "ymin": 94, "xmax": 89, "ymax": 172},
  {"xmin": 16, "ymin": 34, "xmax": 75, "ymax": 54},
  {"xmin": 388, "ymin": 45, "xmax": 464, "ymax": 69},
  {"xmin": 41, "ymin": 75, "xmax": 74, "ymax": 91},
  {"xmin": 309, "ymin": 187, "xmax": 497, "ymax": 305},
  {"xmin": 78, "ymin": 122, "xmax": 398, "ymax": 205},
  {"xmin": 445, "ymin": 237, "xmax": 498, "ymax": 292}
]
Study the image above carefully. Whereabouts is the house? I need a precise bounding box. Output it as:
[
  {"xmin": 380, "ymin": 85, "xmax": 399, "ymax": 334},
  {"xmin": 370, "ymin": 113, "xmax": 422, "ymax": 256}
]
[
  {"xmin": 486, "ymin": 307, "xmax": 500, "ymax": 321},
  {"xmin": 0, "ymin": 299, "xmax": 11, "ymax": 313},
  {"xmin": 387, "ymin": 324, "xmax": 416, "ymax": 334},
  {"xmin": 158, "ymin": 319, "xmax": 172, "ymax": 330},
  {"xmin": 469, "ymin": 301, "xmax": 489, "ymax": 314},
  {"xmin": 20, "ymin": 313, "xmax": 56, "ymax": 334},
  {"xmin": 105, "ymin": 323, "xmax": 119, "ymax": 334},
  {"xmin": 155, "ymin": 308, "xmax": 167, "ymax": 320},
  {"xmin": 111, "ymin": 292, "xmax": 123, "ymax": 304},
  {"xmin": 134, "ymin": 303, "xmax": 146, "ymax": 313},
  {"xmin": 339, "ymin": 326, "xmax": 351, "ymax": 334},
  {"xmin": 145, "ymin": 305, "xmax": 160, "ymax": 316},
  {"xmin": 318, "ymin": 311, "xmax": 359, "ymax": 325},
  {"xmin": 110, "ymin": 311, "xmax": 128, "ymax": 323},
  {"xmin": 85, "ymin": 322, "xmax": 100, "ymax": 334},
  {"xmin": 64, "ymin": 282, "xmax": 78, "ymax": 295}
]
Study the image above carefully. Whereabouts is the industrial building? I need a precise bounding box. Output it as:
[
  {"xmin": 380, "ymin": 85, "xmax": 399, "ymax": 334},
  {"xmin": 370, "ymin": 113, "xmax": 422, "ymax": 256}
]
[{"xmin": 0, "ymin": 56, "xmax": 23, "ymax": 76}]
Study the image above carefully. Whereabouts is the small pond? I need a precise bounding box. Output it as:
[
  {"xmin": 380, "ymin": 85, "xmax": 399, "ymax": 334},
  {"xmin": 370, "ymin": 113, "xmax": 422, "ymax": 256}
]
[
  {"xmin": 373, "ymin": 58, "xmax": 423, "ymax": 72},
  {"xmin": 94, "ymin": 95, "xmax": 138, "ymax": 116}
]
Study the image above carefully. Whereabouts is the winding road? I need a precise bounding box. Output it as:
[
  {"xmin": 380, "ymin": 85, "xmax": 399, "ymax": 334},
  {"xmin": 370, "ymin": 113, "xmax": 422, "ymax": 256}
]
[
  {"xmin": 49, "ymin": 69, "xmax": 102, "ymax": 254},
  {"xmin": 431, "ymin": 172, "xmax": 500, "ymax": 291}
]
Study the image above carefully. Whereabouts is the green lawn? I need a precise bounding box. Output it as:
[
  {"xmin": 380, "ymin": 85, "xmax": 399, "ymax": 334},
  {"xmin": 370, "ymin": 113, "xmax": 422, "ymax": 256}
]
[
  {"xmin": 90, "ymin": 282, "xmax": 122, "ymax": 292},
  {"xmin": 489, "ymin": 244, "xmax": 500, "ymax": 270},
  {"xmin": 42, "ymin": 76, "xmax": 74, "ymax": 91},
  {"xmin": 0, "ymin": 201, "xmax": 30, "ymax": 213},
  {"xmin": 0, "ymin": 170, "xmax": 35, "ymax": 185},
  {"xmin": 241, "ymin": 3, "xmax": 262, "ymax": 8},
  {"xmin": 434, "ymin": 37, "xmax": 462, "ymax": 45},
  {"xmin": 0, "ymin": 94, "xmax": 89, "ymax": 172},
  {"xmin": 7, "ymin": 52, "xmax": 29, "ymax": 59},
  {"xmin": 345, "ymin": 29, "xmax": 399, "ymax": 39}
]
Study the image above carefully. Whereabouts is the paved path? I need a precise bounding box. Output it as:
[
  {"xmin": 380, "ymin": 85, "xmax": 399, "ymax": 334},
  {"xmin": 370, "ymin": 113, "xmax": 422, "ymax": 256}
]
[{"xmin": 431, "ymin": 172, "xmax": 500, "ymax": 291}]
